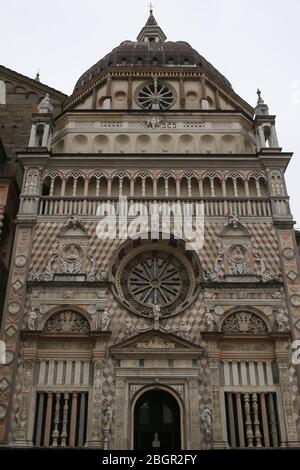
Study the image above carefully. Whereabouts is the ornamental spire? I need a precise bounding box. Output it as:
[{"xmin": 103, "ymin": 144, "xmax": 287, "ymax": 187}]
[
  {"xmin": 255, "ymin": 88, "xmax": 269, "ymax": 116},
  {"xmin": 137, "ymin": 7, "xmax": 166, "ymax": 42}
]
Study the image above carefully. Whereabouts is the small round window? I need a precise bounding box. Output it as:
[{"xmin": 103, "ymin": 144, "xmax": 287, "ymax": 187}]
[{"xmin": 136, "ymin": 81, "xmax": 175, "ymax": 111}]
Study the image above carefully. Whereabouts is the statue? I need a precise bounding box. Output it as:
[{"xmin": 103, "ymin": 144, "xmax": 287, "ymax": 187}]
[
  {"xmin": 86, "ymin": 255, "xmax": 96, "ymax": 282},
  {"xmin": 38, "ymin": 93, "xmax": 53, "ymax": 114},
  {"xmin": 180, "ymin": 319, "xmax": 191, "ymax": 339},
  {"xmin": 98, "ymin": 267, "xmax": 107, "ymax": 281},
  {"xmin": 205, "ymin": 309, "xmax": 214, "ymax": 332},
  {"xmin": 124, "ymin": 319, "xmax": 135, "ymax": 335},
  {"xmin": 103, "ymin": 405, "xmax": 113, "ymax": 450},
  {"xmin": 65, "ymin": 215, "xmax": 79, "ymax": 228},
  {"xmin": 231, "ymin": 245, "xmax": 245, "ymax": 263},
  {"xmin": 101, "ymin": 308, "xmax": 110, "ymax": 331},
  {"xmin": 28, "ymin": 308, "xmax": 37, "ymax": 330},
  {"xmin": 275, "ymin": 309, "xmax": 285, "ymax": 332},
  {"xmin": 229, "ymin": 212, "xmax": 239, "ymax": 229},
  {"xmin": 103, "ymin": 406, "xmax": 113, "ymax": 430},
  {"xmin": 201, "ymin": 408, "xmax": 212, "ymax": 437},
  {"xmin": 152, "ymin": 303, "xmax": 161, "ymax": 321},
  {"xmin": 63, "ymin": 244, "xmax": 80, "ymax": 261}
]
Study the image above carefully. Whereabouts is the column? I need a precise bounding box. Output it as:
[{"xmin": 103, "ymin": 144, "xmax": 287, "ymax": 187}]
[
  {"xmin": 128, "ymin": 78, "xmax": 133, "ymax": 109},
  {"xmin": 51, "ymin": 392, "xmax": 61, "ymax": 447},
  {"xmin": 221, "ymin": 179, "xmax": 227, "ymax": 215},
  {"xmin": 260, "ymin": 392, "xmax": 270, "ymax": 447},
  {"xmin": 86, "ymin": 359, "xmax": 104, "ymax": 448},
  {"xmin": 60, "ymin": 179, "xmax": 66, "ymax": 197},
  {"xmin": 114, "ymin": 378, "xmax": 126, "ymax": 449},
  {"xmin": 83, "ymin": 178, "xmax": 89, "ymax": 214},
  {"xmin": 268, "ymin": 393, "xmax": 279, "ymax": 447},
  {"xmin": 59, "ymin": 179, "xmax": 66, "ymax": 214},
  {"xmin": 107, "ymin": 177, "xmax": 112, "ymax": 197},
  {"xmin": 200, "ymin": 74, "xmax": 208, "ymax": 109},
  {"xmin": 176, "ymin": 177, "xmax": 180, "ymax": 198},
  {"xmin": 198, "ymin": 179, "xmax": 203, "ymax": 197},
  {"xmin": 92, "ymin": 87, "xmax": 97, "ymax": 108},
  {"xmin": 60, "ymin": 393, "xmax": 70, "ymax": 447},
  {"xmin": 258, "ymin": 126, "xmax": 265, "ymax": 148},
  {"xmin": 106, "ymin": 75, "xmax": 112, "ymax": 96},
  {"xmin": 14, "ymin": 358, "xmax": 35, "ymax": 446},
  {"xmin": 43, "ymin": 392, "xmax": 53, "ymax": 447},
  {"xmin": 69, "ymin": 392, "xmax": 78, "ymax": 447},
  {"xmin": 271, "ymin": 125, "xmax": 279, "ymax": 147},
  {"xmin": 188, "ymin": 379, "xmax": 201, "ymax": 449},
  {"xmin": 0, "ymin": 225, "xmax": 35, "ymax": 444},
  {"xmin": 252, "ymin": 393, "xmax": 262, "ymax": 447},
  {"xmin": 236, "ymin": 393, "xmax": 245, "ymax": 447},
  {"xmin": 244, "ymin": 393, "xmax": 254, "ymax": 447},
  {"xmin": 227, "ymin": 393, "xmax": 236, "ymax": 447},
  {"xmin": 35, "ymin": 393, "xmax": 45, "ymax": 447},
  {"xmin": 276, "ymin": 359, "xmax": 298, "ymax": 446},
  {"xmin": 77, "ymin": 393, "xmax": 86, "ymax": 447},
  {"xmin": 153, "ymin": 177, "xmax": 158, "ymax": 197},
  {"xmin": 42, "ymin": 124, "xmax": 51, "ymax": 148},
  {"xmin": 130, "ymin": 178, "xmax": 135, "ymax": 197},
  {"xmin": 28, "ymin": 124, "xmax": 37, "ymax": 146},
  {"xmin": 84, "ymin": 178, "xmax": 89, "ymax": 197},
  {"xmin": 215, "ymin": 89, "xmax": 221, "ymax": 110},
  {"xmin": 209, "ymin": 358, "xmax": 227, "ymax": 448},
  {"xmin": 244, "ymin": 179, "xmax": 251, "ymax": 216},
  {"xmin": 179, "ymin": 77, "xmax": 185, "ymax": 109}
]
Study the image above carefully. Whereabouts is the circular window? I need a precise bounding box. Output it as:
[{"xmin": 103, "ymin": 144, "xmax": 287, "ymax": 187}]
[
  {"xmin": 111, "ymin": 241, "xmax": 201, "ymax": 318},
  {"xmin": 136, "ymin": 81, "xmax": 175, "ymax": 111}
]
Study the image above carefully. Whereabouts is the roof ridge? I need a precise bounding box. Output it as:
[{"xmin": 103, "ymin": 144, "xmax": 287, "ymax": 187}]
[{"xmin": 0, "ymin": 64, "xmax": 67, "ymax": 97}]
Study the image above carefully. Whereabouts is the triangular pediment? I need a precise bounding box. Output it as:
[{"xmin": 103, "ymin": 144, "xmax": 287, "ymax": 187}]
[
  {"xmin": 111, "ymin": 330, "xmax": 202, "ymax": 356},
  {"xmin": 221, "ymin": 221, "xmax": 251, "ymax": 238}
]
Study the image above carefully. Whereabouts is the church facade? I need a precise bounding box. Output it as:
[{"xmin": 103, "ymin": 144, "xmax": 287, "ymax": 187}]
[{"xmin": 0, "ymin": 11, "xmax": 300, "ymax": 449}]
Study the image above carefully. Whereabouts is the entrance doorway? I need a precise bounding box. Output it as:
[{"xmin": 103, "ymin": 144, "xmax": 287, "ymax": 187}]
[{"xmin": 134, "ymin": 389, "xmax": 181, "ymax": 450}]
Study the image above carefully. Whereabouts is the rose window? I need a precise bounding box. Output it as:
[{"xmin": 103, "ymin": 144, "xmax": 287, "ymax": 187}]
[
  {"xmin": 137, "ymin": 81, "xmax": 175, "ymax": 110},
  {"xmin": 111, "ymin": 242, "xmax": 201, "ymax": 318}
]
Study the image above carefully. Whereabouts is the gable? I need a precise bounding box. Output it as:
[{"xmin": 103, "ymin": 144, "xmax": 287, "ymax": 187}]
[{"xmin": 110, "ymin": 330, "xmax": 203, "ymax": 359}]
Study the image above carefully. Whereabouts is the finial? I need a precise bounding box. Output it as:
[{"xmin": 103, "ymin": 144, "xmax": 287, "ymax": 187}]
[
  {"xmin": 148, "ymin": 2, "xmax": 154, "ymax": 14},
  {"xmin": 257, "ymin": 88, "xmax": 264, "ymax": 104},
  {"xmin": 255, "ymin": 88, "xmax": 270, "ymax": 116},
  {"xmin": 35, "ymin": 70, "xmax": 40, "ymax": 82}
]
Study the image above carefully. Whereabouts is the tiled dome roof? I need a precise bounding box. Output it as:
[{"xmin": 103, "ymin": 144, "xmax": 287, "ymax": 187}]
[
  {"xmin": 74, "ymin": 12, "xmax": 232, "ymax": 93},
  {"xmin": 74, "ymin": 40, "xmax": 232, "ymax": 92}
]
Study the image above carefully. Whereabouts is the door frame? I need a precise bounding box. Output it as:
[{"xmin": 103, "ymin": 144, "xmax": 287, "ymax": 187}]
[{"xmin": 130, "ymin": 384, "xmax": 185, "ymax": 450}]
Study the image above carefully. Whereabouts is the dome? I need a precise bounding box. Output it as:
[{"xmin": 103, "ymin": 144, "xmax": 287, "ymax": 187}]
[{"xmin": 74, "ymin": 12, "xmax": 232, "ymax": 92}]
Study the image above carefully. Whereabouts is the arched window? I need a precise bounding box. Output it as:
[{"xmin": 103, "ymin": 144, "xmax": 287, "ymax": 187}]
[
  {"xmin": 134, "ymin": 171, "xmax": 153, "ymax": 196},
  {"xmin": 203, "ymin": 172, "xmax": 222, "ymax": 197}
]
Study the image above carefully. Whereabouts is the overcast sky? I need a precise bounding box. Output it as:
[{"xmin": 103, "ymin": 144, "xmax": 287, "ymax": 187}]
[{"xmin": 1, "ymin": 0, "xmax": 300, "ymax": 225}]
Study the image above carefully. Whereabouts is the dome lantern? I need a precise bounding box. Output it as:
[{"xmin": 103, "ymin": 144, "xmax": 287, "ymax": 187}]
[{"xmin": 136, "ymin": 6, "xmax": 167, "ymax": 43}]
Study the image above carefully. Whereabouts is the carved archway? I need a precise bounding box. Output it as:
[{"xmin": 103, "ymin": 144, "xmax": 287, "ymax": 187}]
[{"xmin": 131, "ymin": 385, "xmax": 184, "ymax": 450}]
